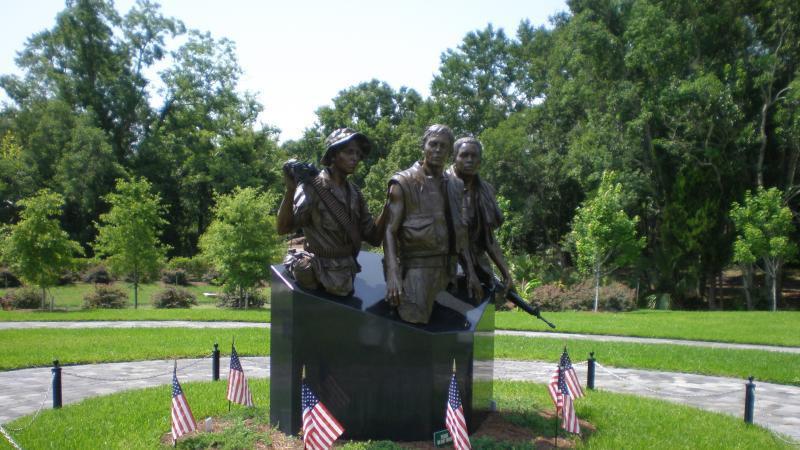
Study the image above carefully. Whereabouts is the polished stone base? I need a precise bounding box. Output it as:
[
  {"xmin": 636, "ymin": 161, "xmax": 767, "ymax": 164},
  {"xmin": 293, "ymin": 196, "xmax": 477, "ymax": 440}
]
[{"xmin": 269, "ymin": 251, "xmax": 494, "ymax": 441}]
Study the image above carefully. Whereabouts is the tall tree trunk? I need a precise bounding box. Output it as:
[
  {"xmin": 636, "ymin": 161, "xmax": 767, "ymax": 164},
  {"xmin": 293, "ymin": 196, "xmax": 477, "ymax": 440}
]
[
  {"xmin": 41, "ymin": 287, "xmax": 46, "ymax": 310},
  {"xmin": 134, "ymin": 269, "xmax": 139, "ymax": 309},
  {"xmin": 707, "ymin": 273, "xmax": 717, "ymax": 311},
  {"xmin": 741, "ymin": 264, "xmax": 754, "ymax": 310},
  {"xmin": 593, "ymin": 269, "xmax": 600, "ymax": 312}
]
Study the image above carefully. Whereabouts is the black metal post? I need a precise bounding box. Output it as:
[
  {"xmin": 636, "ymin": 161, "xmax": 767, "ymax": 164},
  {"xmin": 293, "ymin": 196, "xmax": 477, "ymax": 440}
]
[
  {"xmin": 51, "ymin": 360, "xmax": 62, "ymax": 409},
  {"xmin": 587, "ymin": 352, "xmax": 596, "ymax": 390},
  {"xmin": 744, "ymin": 376, "xmax": 755, "ymax": 424},
  {"xmin": 212, "ymin": 343, "xmax": 220, "ymax": 381}
]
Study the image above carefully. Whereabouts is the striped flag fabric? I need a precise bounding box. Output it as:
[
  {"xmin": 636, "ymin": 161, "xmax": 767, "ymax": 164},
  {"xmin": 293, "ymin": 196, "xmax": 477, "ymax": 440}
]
[
  {"xmin": 558, "ymin": 366, "xmax": 581, "ymax": 434},
  {"xmin": 559, "ymin": 349, "xmax": 584, "ymax": 398},
  {"xmin": 302, "ymin": 382, "xmax": 344, "ymax": 450},
  {"xmin": 445, "ymin": 373, "xmax": 471, "ymax": 450},
  {"xmin": 171, "ymin": 365, "xmax": 197, "ymax": 442},
  {"xmin": 547, "ymin": 366, "xmax": 563, "ymax": 407},
  {"xmin": 226, "ymin": 345, "xmax": 254, "ymax": 406}
]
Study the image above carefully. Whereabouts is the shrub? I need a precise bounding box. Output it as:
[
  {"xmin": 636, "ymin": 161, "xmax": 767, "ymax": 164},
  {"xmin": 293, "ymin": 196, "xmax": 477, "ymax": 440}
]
[
  {"xmin": 532, "ymin": 280, "xmax": 636, "ymax": 312},
  {"xmin": 0, "ymin": 268, "xmax": 22, "ymax": 288},
  {"xmin": 0, "ymin": 293, "xmax": 12, "ymax": 310},
  {"xmin": 161, "ymin": 268, "xmax": 189, "ymax": 286},
  {"xmin": 82, "ymin": 265, "xmax": 113, "ymax": 284},
  {"xmin": 4, "ymin": 287, "xmax": 45, "ymax": 309},
  {"xmin": 151, "ymin": 287, "xmax": 198, "ymax": 308},
  {"xmin": 217, "ymin": 290, "xmax": 267, "ymax": 309},
  {"xmin": 166, "ymin": 256, "xmax": 210, "ymax": 282},
  {"xmin": 202, "ymin": 268, "xmax": 223, "ymax": 286},
  {"xmin": 58, "ymin": 270, "xmax": 80, "ymax": 285},
  {"xmin": 82, "ymin": 285, "xmax": 128, "ymax": 309}
]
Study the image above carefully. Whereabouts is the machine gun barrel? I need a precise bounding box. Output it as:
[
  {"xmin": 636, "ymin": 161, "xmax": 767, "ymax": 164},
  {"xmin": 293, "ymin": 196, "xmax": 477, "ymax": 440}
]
[{"xmin": 494, "ymin": 280, "xmax": 556, "ymax": 328}]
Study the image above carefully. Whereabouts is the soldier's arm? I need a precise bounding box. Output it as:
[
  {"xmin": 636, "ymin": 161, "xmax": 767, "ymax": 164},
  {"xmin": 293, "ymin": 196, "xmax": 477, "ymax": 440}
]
[
  {"xmin": 275, "ymin": 169, "xmax": 298, "ymax": 235},
  {"xmin": 384, "ymin": 183, "xmax": 404, "ymax": 306},
  {"xmin": 486, "ymin": 231, "xmax": 513, "ymax": 295}
]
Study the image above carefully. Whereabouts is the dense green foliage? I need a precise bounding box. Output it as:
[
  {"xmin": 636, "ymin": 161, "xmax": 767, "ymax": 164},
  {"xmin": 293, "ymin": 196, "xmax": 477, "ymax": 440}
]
[
  {"xmin": 731, "ymin": 187, "xmax": 798, "ymax": 310},
  {"xmin": 569, "ymin": 172, "xmax": 645, "ymax": 310},
  {"xmin": 0, "ymin": 190, "xmax": 82, "ymax": 309},
  {"xmin": 2, "ymin": 0, "xmax": 800, "ymax": 309},
  {"xmin": 94, "ymin": 177, "xmax": 168, "ymax": 308},
  {"xmin": 199, "ymin": 187, "xmax": 284, "ymax": 307}
]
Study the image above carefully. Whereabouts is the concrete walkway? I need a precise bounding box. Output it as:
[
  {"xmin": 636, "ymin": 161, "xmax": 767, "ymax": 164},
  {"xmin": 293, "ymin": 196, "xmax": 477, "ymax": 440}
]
[{"xmin": 1, "ymin": 357, "xmax": 798, "ymax": 443}]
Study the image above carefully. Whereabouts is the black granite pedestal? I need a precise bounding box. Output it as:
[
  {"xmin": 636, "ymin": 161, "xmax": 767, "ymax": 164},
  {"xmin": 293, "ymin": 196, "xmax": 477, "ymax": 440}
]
[{"xmin": 270, "ymin": 251, "xmax": 494, "ymax": 441}]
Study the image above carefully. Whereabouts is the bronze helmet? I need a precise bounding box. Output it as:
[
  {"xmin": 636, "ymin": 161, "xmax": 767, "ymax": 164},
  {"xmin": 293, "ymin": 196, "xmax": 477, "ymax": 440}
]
[{"xmin": 321, "ymin": 128, "xmax": 372, "ymax": 166}]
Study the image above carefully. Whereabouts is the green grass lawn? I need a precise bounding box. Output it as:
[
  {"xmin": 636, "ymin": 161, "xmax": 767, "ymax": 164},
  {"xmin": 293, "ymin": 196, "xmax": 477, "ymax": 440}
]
[
  {"xmin": 2, "ymin": 328, "xmax": 798, "ymax": 385},
  {"xmin": 2, "ymin": 380, "xmax": 792, "ymax": 449},
  {"xmin": 496, "ymin": 336, "xmax": 800, "ymax": 385},
  {"xmin": 496, "ymin": 309, "xmax": 800, "ymax": 346},
  {"xmin": 0, "ymin": 328, "xmax": 269, "ymax": 370}
]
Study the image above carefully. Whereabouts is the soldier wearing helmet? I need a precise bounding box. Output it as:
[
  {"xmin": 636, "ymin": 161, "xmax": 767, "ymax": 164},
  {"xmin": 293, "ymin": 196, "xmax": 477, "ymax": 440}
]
[{"xmin": 277, "ymin": 128, "xmax": 386, "ymax": 296}]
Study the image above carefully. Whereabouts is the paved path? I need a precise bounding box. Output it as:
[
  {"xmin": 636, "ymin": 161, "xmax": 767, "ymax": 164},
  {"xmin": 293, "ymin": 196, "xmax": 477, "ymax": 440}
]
[
  {"xmin": 497, "ymin": 330, "xmax": 800, "ymax": 354},
  {"xmin": 1, "ymin": 357, "xmax": 798, "ymax": 443},
  {"xmin": 3, "ymin": 321, "xmax": 798, "ymax": 354}
]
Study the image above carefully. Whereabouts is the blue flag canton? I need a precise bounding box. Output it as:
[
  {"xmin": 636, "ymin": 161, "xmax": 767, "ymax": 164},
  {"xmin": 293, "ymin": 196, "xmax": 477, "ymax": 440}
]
[
  {"xmin": 230, "ymin": 347, "xmax": 244, "ymax": 371},
  {"xmin": 448, "ymin": 375, "xmax": 462, "ymax": 409},
  {"xmin": 302, "ymin": 383, "xmax": 319, "ymax": 410},
  {"xmin": 560, "ymin": 350, "xmax": 574, "ymax": 370},
  {"xmin": 558, "ymin": 367, "xmax": 571, "ymax": 399},
  {"xmin": 172, "ymin": 371, "xmax": 184, "ymax": 398}
]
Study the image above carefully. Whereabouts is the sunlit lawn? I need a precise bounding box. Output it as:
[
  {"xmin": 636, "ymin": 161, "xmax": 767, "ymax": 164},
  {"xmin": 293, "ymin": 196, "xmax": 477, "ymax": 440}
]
[
  {"xmin": 496, "ymin": 309, "xmax": 800, "ymax": 346},
  {"xmin": 2, "ymin": 380, "xmax": 793, "ymax": 449}
]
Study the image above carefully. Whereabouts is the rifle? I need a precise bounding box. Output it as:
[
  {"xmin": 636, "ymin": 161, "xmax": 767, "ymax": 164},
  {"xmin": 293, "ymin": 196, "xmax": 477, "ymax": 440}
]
[{"xmin": 493, "ymin": 278, "xmax": 556, "ymax": 328}]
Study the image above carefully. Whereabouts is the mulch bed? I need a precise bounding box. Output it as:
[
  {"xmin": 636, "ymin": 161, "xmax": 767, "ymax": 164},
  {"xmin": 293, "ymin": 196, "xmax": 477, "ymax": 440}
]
[{"xmin": 164, "ymin": 410, "xmax": 594, "ymax": 449}]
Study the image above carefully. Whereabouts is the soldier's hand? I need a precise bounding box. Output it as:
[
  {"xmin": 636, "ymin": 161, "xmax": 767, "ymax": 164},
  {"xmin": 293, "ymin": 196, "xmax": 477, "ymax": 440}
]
[
  {"xmin": 282, "ymin": 161, "xmax": 298, "ymax": 192},
  {"xmin": 468, "ymin": 275, "xmax": 484, "ymax": 302},
  {"xmin": 386, "ymin": 271, "xmax": 402, "ymax": 306},
  {"xmin": 501, "ymin": 275, "xmax": 513, "ymax": 299}
]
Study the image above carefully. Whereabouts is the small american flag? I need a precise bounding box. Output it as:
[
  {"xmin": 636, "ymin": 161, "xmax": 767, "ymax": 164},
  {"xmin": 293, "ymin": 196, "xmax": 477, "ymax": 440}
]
[
  {"xmin": 227, "ymin": 345, "xmax": 254, "ymax": 406},
  {"xmin": 558, "ymin": 366, "xmax": 581, "ymax": 434},
  {"xmin": 445, "ymin": 373, "xmax": 471, "ymax": 450},
  {"xmin": 560, "ymin": 349, "xmax": 584, "ymax": 399},
  {"xmin": 171, "ymin": 365, "xmax": 196, "ymax": 442},
  {"xmin": 302, "ymin": 382, "xmax": 344, "ymax": 450}
]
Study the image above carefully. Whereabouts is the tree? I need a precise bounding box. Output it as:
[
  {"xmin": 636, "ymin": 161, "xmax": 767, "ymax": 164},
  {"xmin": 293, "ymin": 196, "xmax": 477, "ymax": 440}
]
[
  {"xmin": 730, "ymin": 187, "xmax": 797, "ymax": 311},
  {"xmin": 0, "ymin": 189, "xmax": 83, "ymax": 310},
  {"xmin": 94, "ymin": 177, "xmax": 168, "ymax": 308},
  {"xmin": 569, "ymin": 172, "xmax": 645, "ymax": 312},
  {"xmin": 199, "ymin": 187, "xmax": 284, "ymax": 308}
]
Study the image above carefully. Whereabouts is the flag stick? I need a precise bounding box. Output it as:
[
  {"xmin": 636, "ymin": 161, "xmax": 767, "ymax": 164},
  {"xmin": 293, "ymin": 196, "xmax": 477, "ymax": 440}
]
[
  {"xmin": 173, "ymin": 360, "xmax": 178, "ymax": 448},
  {"xmin": 228, "ymin": 337, "xmax": 234, "ymax": 412},
  {"xmin": 555, "ymin": 364, "xmax": 561, "ymax": 448}
]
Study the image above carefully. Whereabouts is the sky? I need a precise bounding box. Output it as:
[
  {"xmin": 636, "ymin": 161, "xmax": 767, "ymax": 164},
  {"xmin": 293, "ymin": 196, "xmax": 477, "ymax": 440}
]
[{"xmin": 1, "ymin": 0, "xmax": 568, "ymax": 142}]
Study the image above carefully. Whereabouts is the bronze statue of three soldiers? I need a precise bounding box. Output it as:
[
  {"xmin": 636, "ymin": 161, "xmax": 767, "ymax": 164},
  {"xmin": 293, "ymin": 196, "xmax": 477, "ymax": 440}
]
[{"xmin": 277, "ymin": 124, "xmax": 513, "ymax": 324}]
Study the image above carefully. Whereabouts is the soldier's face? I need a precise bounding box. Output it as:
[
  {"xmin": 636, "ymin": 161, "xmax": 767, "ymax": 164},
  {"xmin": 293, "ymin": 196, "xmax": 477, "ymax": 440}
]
[
  {"xmin": 332, "ymin": 141, "xmax": 362, "ymax": 175},
  {"xmin": 423, "ymin": 133, "xmax": 451, "ymax": 168},
  {"xmin": 454, "ymin": 143, "xmax": 481, "ymax": 177}
]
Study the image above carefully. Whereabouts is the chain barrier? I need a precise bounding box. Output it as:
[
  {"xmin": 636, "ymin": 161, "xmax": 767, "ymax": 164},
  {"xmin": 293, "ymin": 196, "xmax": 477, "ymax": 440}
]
[
  {"xmin": 61, "ymin": 354, "xmax": 210, "ymax": 382},
  {"xmin": 0, "ymin": 425, "xmax": 24, "ymax": 450},
  {"xmin": 3, "ymin": 381, "xmax": 51, "ymax": 433},
  {"xmin": 772, "ymin": 434, "xmax": 800, "ymax": 447},
  {"xmin": 594, "ymin": 362, "xmax": 741, "ymax": 399}
]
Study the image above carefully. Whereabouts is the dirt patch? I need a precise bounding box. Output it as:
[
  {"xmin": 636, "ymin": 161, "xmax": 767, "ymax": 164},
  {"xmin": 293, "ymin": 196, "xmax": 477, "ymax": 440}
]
[{"xmin": 163, "ymin": 411, "xmax": 593, "ymax": 449}]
